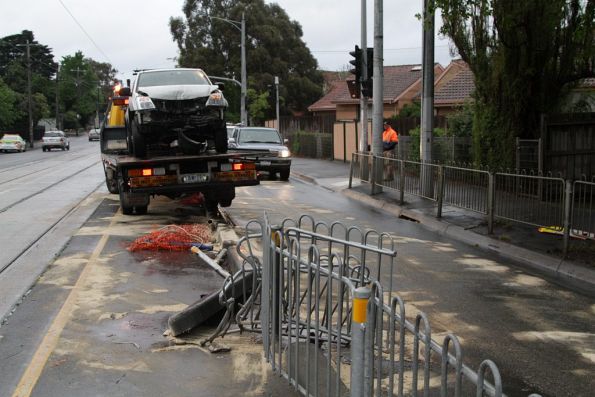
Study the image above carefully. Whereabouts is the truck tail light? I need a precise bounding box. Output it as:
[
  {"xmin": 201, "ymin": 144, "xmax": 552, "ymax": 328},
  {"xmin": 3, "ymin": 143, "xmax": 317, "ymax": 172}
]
[
  {"xmin": 232, "ymin": 163, "xmax": 255, "ymax": 171},
  {"xmin": 142, "ymin": 169, "xmax": 152, "ymax": 176}
]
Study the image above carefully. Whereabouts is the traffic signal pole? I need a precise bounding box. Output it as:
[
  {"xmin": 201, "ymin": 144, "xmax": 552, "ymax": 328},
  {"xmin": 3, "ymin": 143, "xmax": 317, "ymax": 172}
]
[{"xmin": 359, "ymin": 0, "xmax": 368, "ymax": 153}]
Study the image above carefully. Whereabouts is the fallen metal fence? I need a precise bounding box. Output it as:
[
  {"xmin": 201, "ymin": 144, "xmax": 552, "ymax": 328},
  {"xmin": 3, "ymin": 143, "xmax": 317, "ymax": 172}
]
[{"xmin": 227, "ymin": 213, "xmax": 542, "ymax": 397}]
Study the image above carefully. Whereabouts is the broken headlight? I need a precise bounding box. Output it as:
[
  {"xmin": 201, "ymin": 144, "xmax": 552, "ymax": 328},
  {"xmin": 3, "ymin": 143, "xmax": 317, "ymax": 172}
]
[{"xmin": 205, "ymin": 91, "xmax": 228, "ymax": 108}]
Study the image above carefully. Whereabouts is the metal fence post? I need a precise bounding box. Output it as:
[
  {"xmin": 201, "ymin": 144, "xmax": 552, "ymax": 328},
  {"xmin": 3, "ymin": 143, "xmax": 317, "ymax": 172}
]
[
  {"xmin": 349, "ymin": 153, "xmax": 355, "ymax": 189},
  {"xmin": 370, "ymin": 155, "xmax": 377, "ymax": 195},
  {"xmin": 487, "ymin": 173, "xmax": 495, "ymax": 234},
  {"xmin": 270, "ymin": 225, "xmax": 282, "ymax": 365},
  {"xmin": 437, "ymin": 165, "xmax": 445, "ymax": 218},
  {"xmin": 563, "ymin": 180, "xmax": 572, "ymax": 256},
  {"xmin": 399, "ymin": 160, "xmax": 405, "ymax": 204},
  {"xmin": 351, "ymin": 287, "xmax": 370, "ymax": 397}
]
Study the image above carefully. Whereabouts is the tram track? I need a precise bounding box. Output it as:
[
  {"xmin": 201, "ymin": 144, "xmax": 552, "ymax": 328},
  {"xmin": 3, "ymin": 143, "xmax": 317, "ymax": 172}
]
[
  {"xmin": 0, "ymin": 154, "xmax": 92, "ymax": 185},
  {"xmin": 0, "ymin": 160, "xmax": 100, "ymax": 214},
  {"xmin": 0, "ymin": 179, "xmax": 104, "ymax": 276}
]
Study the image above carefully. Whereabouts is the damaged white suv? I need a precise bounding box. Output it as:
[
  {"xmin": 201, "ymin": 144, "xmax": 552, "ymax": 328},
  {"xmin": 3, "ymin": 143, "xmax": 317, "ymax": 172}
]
[{"xmin": 126, "ymin": 68, "xmax": 229, "ymax": 158}]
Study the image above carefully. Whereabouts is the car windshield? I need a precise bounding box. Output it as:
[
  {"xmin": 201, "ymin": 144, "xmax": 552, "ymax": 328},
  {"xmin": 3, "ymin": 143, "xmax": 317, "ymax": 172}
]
[
  {"xmin": 238, "ymin": 129, "xmax": 281, "ymax": 144},
  {"xmin": 137, "ymin": 70, "xmax": 210, "ymax": 88},
  {"xmin": 1, "ymin": 135, "xmax": 20, "ymax": 140},
  {"xmin": 44, "ymin": 132, "xmax": 63, "ymax": 137}
]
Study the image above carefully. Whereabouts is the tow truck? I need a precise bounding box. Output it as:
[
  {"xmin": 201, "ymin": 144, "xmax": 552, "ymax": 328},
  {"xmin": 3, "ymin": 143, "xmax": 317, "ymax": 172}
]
[{"xmin": 100, "ymin": 83, "xmax": 261, "ymax": 215}]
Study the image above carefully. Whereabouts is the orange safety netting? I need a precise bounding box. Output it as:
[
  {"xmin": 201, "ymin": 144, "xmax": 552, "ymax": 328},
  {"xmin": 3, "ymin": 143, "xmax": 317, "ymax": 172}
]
[{"xmin": 128, "ymin": 224, "xmax": 212, "ymax": 252}]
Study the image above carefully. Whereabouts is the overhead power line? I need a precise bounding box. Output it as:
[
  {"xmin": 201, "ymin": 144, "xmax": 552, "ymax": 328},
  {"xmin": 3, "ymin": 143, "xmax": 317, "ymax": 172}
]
[
  {"xmin": 311, "ymin": 45, "xmax": 450, "ymax": 54},
  {"xmin": 56, "ymin": 0, "xmax": 113, "ymax": 64}
]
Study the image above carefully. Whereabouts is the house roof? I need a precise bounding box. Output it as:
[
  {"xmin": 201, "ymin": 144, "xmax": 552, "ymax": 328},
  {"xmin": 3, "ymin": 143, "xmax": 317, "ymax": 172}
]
[
  {"xmin": 309, "ymin": 64, "xmax": 447, "ymax": 112},
  {"xmin": 434, "ymin": 61, "xmax": 475, "ymax": 105},
  {"xmin": 331, "ymin": 64, "xmax": 427, "ymax": 105}
]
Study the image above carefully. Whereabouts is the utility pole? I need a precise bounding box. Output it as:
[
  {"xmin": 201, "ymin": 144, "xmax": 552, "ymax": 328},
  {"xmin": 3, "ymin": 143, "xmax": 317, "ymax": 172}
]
[
  {"xmin": 359, "ymin": 0, "xmax": 368, "ymax": 153},
  {"xmin": 55, "ymin": 65, "xmax": 61, "ymax": 130},
  {"xmin": 18, "ymin": 40, "xmax": 35, "ymax": 148},
  {"xmin": 421, "ymin": 0, "xmax": 435, "ymax": 163},
  {"xmin": 274, "ymin": 76, "xmax": 280, "ymax": 136},
  {"xmin": 420, "ymin": 0, "xmax": 435, "ymax": 196},
  {"xmin": 371, "ymin": 0, "xmax": 384, "ymax": 194},
  {"xmin": 70, "ymin": 67, "xmax": 84, "ymax": 135}
]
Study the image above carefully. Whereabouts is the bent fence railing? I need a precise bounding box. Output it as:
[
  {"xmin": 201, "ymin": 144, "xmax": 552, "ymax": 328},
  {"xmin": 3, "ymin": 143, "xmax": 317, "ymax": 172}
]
[
  {"xmin": 226, "ymin": 213, "xmax": 543, "ymax": 397},
  {"xmin": 349, "ymin": 152, "xmax": 594, "ymax": 255}
]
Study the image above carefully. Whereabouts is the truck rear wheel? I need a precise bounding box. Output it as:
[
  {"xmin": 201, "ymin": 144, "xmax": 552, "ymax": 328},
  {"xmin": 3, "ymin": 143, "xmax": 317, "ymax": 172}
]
[
  {"xmin": 105, "ymin": 176, "xmax": 119, "ymax": 194},
  {"xmin": 135, "ymin": 205, "xmax": 148, "ymax": 215}
]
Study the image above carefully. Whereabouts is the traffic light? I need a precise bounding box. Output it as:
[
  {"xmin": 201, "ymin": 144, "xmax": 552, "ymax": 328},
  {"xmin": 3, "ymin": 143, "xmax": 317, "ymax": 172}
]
[
  {"xmin": 362, "ymin": 48, "xmax": 374, "ymax": 97},
  {"xmin": 349, "ymin": 45, "xmax": 362, "ymax": 84}
]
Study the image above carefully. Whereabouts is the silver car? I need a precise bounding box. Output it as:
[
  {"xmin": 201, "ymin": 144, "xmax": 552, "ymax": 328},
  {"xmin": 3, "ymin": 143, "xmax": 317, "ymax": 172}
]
[
  {"xmin": 42, "ymin": 131, "xmax": 70, "ymax": 151},
  {"xmin": 228, "ymin": 127, "xmax": 291, "ymax": 180},
  {"xmin": 88, "ymin": 128, "xmax": 100, "ymax": 141}
]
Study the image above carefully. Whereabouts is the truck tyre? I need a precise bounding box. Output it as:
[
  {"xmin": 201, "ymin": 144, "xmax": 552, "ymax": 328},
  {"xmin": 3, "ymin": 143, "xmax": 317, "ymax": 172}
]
[
  {"xmin": 214, "ymin": 128, "xmax": 228, "ymax": 154},
  {"xmin": 118, "ymin": 178, "xmax": 134, "ymax": 215},
  {"xmin": 279, "ymin": 169, "xmax": 290, "ymax": 181},
  {"xmin": 135, "ymin": 205, "xmax": 148, "ymax": 215},
  {"xmin": 105, "ymin": 176, "xmax": 119, "ymax": 194},
  {"xmin": 131, "ymin": 122, "xmax": 147, "ymax": 158}
]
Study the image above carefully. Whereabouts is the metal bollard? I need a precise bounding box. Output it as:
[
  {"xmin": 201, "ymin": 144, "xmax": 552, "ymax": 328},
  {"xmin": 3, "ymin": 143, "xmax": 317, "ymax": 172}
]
[{"xmin": 351, "ymin": 287, "xmax": 370, "ymax": 397}]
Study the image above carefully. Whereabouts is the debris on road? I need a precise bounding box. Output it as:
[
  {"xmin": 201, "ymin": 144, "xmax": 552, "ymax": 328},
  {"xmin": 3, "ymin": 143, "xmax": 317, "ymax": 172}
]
[{"xmin": 127, "ymin": 224, "xmax": 212, "ymax": 251}]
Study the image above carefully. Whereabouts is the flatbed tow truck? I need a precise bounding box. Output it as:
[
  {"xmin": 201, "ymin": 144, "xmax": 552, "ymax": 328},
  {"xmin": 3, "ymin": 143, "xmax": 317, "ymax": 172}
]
[{"xmin": 101, "ymin": 83, "xmax": 262, "ymax": 215}]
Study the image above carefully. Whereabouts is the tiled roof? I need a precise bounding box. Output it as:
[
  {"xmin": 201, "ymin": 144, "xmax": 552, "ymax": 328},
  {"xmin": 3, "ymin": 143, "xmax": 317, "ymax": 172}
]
[
  {"xmin": 332, "ymin": 64, "xmax": 425, "ymax": 104},
  {"xmin": 434, "ymin": 64, "xmax": 475, "ymax": 104},
  {"xmin": 308, "ymin": 81, "xmax": 345, "ymax": 111}
]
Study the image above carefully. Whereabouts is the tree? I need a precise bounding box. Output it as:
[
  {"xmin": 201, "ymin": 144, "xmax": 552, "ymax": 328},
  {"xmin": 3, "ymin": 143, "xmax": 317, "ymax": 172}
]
[
  {"xmin": 59, "ymin": 52, "xmax": 109, "ymax": 128},
  {"xmin": 435, "ymin": 0, "xmax": 595, "ymax": 168},
  {"xmin": 0, "ymin": 78, "xmax": 20, "ymax": 129},
  {"xmin": 170, "ymin": 0, "xmax": 323, "ymax": 121}
]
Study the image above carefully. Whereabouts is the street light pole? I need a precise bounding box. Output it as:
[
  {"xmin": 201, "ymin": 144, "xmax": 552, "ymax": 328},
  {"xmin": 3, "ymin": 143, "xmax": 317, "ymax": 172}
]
[
  {"xmin": 274, "ymin": 76, "xmax": 280, "ymax": 134},
  {"xmin": 241, "ymin": 13, "xmax": 247, "ymax": 126},
  {"xmin": 210, "ymin": 14, "xmax": 247, "ymax": 126}
]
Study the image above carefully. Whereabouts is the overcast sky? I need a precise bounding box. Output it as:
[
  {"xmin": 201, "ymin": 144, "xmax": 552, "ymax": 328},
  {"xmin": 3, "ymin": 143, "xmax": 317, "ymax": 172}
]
[{"xmin": 2, "ymin": 0, "xmax": 455, "ymax": 83}]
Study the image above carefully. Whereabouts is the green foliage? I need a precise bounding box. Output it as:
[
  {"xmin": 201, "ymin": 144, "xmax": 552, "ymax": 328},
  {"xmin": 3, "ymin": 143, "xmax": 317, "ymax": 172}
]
[
  {"xmin": 399, "ymin": 102, "xmax": 421, "ymax": 118},
  {"xmin": 0, "ymin": 78, "xmax": 20, "ymax": 129},
  {"xmin": 435, "ymin": 0, "xmax": 594, "ymax": 169},
  {"xmin": 170, "ymin": 0, "xmax": 323, "ymax": 120},
  {"xmin": 446, "ymin": 103, "xmax": 473, "ymax": 138},
  {"xmin": 247, "ymin": 88, "xmax": 270, "ymax": 124}
]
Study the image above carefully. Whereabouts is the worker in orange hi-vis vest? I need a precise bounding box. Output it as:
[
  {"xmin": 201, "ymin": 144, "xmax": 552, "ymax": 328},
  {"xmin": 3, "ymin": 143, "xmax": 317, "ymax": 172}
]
[{"xmin": 382, "ymin": 122, "xmax": 399, "ymax": 180}]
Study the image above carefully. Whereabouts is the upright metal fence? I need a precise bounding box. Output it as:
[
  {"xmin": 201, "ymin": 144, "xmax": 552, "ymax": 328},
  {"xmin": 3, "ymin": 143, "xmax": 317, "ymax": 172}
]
[
  {"xmin": 349, "ymin": 153, "xmax": 593, "ymax": 253},
  {"xmin": 229, "ymin": 214, "xmax": 541, "ymax": 397},
  {"xmin": 493, "ymin": 173, "xmax": 565, "ymax": 228},
  {"xmin": 571, "ymin": 180, "xmax": 595, "ymax": 239},
  {"xmin": 443, "ymin": 166, "xmax": 491, "ymax": 214}
]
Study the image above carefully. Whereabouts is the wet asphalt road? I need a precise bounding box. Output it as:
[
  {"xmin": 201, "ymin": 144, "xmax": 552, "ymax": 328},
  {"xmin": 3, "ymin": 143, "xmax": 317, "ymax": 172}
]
[
  {"xmin": 0, "ymin": 147, "xmax": 593, "ymax": 396},
  {"xmin": 226, "ymin": 176, "xmax": 595, "ymax": 397}
]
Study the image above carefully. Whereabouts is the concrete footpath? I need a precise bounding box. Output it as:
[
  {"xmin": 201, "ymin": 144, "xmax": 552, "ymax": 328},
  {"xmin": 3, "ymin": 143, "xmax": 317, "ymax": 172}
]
[{"xmin": 289, "ymin": 157, "xmax": 595, "ymax": 295}]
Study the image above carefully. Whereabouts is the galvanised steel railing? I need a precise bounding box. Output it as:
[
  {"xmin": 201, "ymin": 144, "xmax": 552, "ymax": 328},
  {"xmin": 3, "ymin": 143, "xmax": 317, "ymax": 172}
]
[
  {"xmin": 227, "ymin": 214, "xmax": 542, "ymax": 397},
  {"xmin": 571, "ymin": 179, "xmax": 595, "ymax": 240},
  {"xmin": 349, "ymin": 152, "xmax": 593, "ymax": 254},
  {"xmin": 493, "ymin": 173, "xmax": 565, "ymax": 228}
]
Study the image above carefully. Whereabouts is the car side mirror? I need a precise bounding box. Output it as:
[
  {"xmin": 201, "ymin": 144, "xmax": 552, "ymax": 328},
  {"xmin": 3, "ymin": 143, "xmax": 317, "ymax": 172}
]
[
  {"xmin": 119, "ymin": 87, "xmax": 131, "ymax": 96},
  {"xmin": 216, "ymin": 82, "xmax": 225, "ymax": 91},
  {"xmin": 284, "ymin": 138, "xmax": 289, "ymax": 144}
]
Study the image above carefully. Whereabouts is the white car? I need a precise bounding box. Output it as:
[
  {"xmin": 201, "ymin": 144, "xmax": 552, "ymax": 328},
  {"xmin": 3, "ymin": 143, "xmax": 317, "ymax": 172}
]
[
  {"xmin": 88, "ymin": 128, "xmax": 100, "ymax": 141},
  {"xmin": 125, "ymin": 68, "xmax": 229, "ymax": 157},
  {"xmin": 0, "ymin": 134, "xmax": 27, "ymax": 152},
  {"xmin": 42, "ymin": 131, "xmax": 70, "ymax": 151}
]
